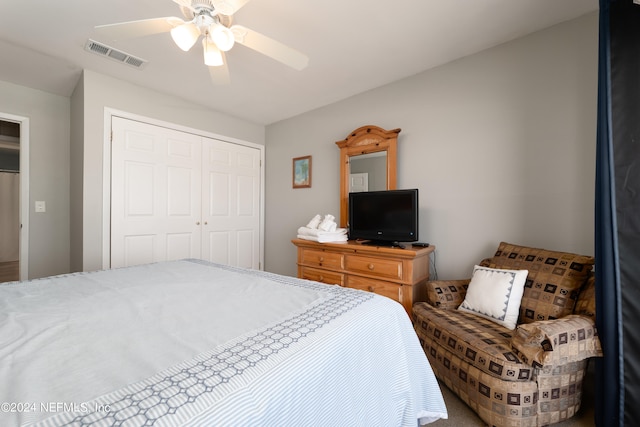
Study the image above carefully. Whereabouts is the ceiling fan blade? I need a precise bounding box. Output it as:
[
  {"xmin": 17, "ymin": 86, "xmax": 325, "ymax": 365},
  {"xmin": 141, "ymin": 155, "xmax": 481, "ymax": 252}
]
[
  {"xmin": 172, "ymin": 0, "xmax": 194, "ymax": 9},
  {"xmin": 95, "ymin": 17, "xmax": 184, "ymax": 41},
  {"xmin": 231, "ymin": 25, "xmax": 308, "ymax": 71},
  {"xmin": 212, "ymin": 0, "xmax": 251, "ymax": 16},
  {"xmin": 209, "ymin": 54, "xmax": 231, "ymax": 85}
]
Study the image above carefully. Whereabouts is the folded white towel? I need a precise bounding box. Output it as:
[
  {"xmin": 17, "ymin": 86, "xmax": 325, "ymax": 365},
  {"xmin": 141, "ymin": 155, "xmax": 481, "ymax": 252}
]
[
  {"xmin": 318, "ymin": 214, "xmax": 337, "ymax": 232},
  {"xmin": 297, "ymin": 226, "xmax": 347, "ymax": 237},
  {"xmin": 306, "ymin": 214, "xmax": 322, "ymax": 229},
  {"xmin": 297, "ymin": 234, "xmax": 349, "ymax": 243}
]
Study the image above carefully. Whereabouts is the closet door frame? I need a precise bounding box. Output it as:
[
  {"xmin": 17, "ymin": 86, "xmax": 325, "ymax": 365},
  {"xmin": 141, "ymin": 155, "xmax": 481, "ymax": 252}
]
[{"xmin": 102, "ymin": 108, "xmax": 265, "ymax": 270}]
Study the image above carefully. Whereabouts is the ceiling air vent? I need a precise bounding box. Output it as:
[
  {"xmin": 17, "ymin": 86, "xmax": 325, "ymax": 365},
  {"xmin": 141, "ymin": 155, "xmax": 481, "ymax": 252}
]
[{"xmin": 84, "ymin": 39, "xmax": 148, "ymax": 69}]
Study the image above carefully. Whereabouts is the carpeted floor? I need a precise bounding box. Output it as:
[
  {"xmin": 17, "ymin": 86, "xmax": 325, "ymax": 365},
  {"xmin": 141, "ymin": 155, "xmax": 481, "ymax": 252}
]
[{"xmin": 430, "ymin": 362, "xmax": 596, "ymax": 427}]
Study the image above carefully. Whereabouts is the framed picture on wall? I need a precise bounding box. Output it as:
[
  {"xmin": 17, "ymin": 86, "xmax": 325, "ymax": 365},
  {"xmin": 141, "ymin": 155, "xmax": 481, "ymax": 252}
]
[{"xmin": 292, "ymin": 155, "xmax": 312, "ymax": 188}]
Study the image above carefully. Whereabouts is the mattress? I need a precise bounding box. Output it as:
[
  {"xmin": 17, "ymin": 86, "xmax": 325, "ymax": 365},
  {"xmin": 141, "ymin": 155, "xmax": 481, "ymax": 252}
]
[{"xmin": 0, "ymin": 259, "xmax": 447, "ymax": 426}]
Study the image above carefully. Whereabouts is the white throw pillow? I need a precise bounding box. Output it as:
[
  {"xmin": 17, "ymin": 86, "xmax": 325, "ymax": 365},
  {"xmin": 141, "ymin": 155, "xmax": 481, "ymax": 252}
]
[{"xmin": 458, "ymin": 265, "xmax": 528, "ymax": 330}]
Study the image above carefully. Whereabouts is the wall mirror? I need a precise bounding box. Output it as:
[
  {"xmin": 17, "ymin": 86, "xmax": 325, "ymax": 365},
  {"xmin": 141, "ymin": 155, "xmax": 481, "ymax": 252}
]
[{"xmin": 336, "ymin": 125, "xmax": 400, "ymax": 227}]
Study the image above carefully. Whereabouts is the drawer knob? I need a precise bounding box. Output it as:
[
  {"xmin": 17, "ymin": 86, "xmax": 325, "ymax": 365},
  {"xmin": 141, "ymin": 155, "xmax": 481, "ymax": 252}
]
[
  {"xmin": 319, "ymin": 257, "xmax": 324, "ymax": 262},
  {"xmin": 368, "ymin": 263, "xmax": 375, "ymax": 270},
  {"xmin": 319, "ymin": 276, "xmax": 324, "ymax": 281},
  {"xmin": 368, "ymin": 286, "xmax": 375, "ymax": 292}
]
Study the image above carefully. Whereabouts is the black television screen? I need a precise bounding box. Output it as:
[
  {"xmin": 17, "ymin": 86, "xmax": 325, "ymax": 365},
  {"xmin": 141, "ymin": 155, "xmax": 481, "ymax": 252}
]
[{"xmin": 348, "ymin": 189, "xmax": 418, "ymax": 246}]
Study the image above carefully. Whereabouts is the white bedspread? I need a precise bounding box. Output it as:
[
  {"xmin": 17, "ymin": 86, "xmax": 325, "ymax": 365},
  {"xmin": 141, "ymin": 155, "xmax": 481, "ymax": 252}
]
[{"xmin": 0, "ymin": 260, "xmax": 447, "ymax": 426}]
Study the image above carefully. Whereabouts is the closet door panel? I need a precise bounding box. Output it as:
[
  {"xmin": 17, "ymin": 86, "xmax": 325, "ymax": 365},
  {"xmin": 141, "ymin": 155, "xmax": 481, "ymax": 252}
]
[
  {"xmin": 166, "ymin": 232, "xmax": 196, "ymax": 261},
  {"xmin": 111, "ymin": 117, "xmax": 202, "ymax": 268},
  {"xmin": 208, "ymin": 172, "xmax": 230, "ymax": 216},
  {"xmin": 236, "ymin": 229, "xmax": 256, "ymax": 269},
  {"xmin": 202, "ymin": 138, "xmax": 261, "ymax": 269},
  {"xmin": 123, "ymin": 235, "xmax": 155, "ymax": 266},
  {"xmin": 206, "ymin": 231, "xmax": 231, "ymax": 265},
  {"xmin": 124, "ymin": 162, "xmax": 154, "ymax": 216}
]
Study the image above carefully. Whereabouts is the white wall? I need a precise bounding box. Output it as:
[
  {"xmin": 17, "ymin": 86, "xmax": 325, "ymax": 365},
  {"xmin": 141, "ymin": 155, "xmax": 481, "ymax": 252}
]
[
  {"xmin": 265, "ymin": 12, "xmax": 598, "ymax": 280},
  {"xmin": 72, "ymin": 70, "xmax": 265, "ymax": 271},
  {"xmin": 0, "ymin": 80, "xmax": 70, "ymax": 279}
]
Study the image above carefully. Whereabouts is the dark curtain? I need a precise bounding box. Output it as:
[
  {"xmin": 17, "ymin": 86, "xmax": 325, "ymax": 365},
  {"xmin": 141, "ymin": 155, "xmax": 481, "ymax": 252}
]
[{"xmin": 596, "ymin": 1, "xmax": 640, "ymax": 425}]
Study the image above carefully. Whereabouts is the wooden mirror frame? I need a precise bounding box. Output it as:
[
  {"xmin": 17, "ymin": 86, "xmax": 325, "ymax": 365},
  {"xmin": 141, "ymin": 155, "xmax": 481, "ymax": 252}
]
[{"xmin": 336, "ymin": 125, "xmax": 401, "ymax": 228}]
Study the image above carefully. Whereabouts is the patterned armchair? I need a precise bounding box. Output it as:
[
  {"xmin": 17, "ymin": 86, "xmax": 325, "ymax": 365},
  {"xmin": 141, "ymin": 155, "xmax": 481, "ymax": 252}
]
[{"xmin": 412, "ymin": 242, "xmax": 602, "ymax": 427}]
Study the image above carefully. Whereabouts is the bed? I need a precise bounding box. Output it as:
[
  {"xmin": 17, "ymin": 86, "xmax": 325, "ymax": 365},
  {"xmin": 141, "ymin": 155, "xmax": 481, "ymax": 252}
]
[{"xmin": 0, "ymin": 259, "xmax": 447, "ymax": 426}]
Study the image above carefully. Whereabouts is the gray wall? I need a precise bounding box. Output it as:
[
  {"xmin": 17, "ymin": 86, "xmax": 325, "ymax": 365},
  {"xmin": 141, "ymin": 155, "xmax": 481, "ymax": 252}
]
[
  {"xmin": 0, "ymin": 12, "xmax": 599, "ymax": 280},
  {"xmin": 265, "ymin": 12, "xmax": 598, "ymax": 280},
  {"xmin": 0, "ymin": 80, "xmax": 70, "ymax": 279},
  {"xmin": 72, "ymin": 70, "xmax": 265, "ymax": 272}
]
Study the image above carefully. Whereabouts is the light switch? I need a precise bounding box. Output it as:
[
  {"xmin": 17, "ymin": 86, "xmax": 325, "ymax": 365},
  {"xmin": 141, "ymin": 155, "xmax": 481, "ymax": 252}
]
[{"xmin": 35, "ymin": 201, "xmax": 46, "ymax": 213}]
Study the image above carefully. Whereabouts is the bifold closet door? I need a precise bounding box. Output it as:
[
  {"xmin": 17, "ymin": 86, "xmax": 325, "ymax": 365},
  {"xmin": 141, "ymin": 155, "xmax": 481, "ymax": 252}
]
[
  {"xmin": 110, "ymin": 117, "xmax": 262, "ymax": 270},
  {"xmin": 201, "ymin": 138, "xmax": 261, "ymax": 269},
  {"xmin": 111, "ymin": 117, "xmax": 202, "ymax": 268}
]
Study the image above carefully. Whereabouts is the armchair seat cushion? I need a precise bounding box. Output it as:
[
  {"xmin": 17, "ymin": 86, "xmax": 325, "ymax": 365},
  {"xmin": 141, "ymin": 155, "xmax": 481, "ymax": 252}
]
[{"xmin": 413, "ymin": 302, "xmax": 534, "ymax": 382}]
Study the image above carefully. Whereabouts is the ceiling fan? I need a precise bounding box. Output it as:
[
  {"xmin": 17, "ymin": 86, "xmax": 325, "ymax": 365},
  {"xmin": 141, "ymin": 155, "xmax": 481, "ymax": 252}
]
[{"xmin": 95, "ymin": 0, "xmax": 309, "ymax": 84}]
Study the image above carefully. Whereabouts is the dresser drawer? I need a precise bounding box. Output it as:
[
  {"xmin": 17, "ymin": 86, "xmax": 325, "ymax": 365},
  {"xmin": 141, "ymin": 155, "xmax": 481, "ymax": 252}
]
[
  {"xmin": 293, "ymin": 239, "xmax": 434, "ymax": 318},
  {"xmin": 300, "ymin": 249, "xmax": 344, "ymax": 270},
  {"xmin": 300, "ymin": 267, "xmax": 345, "ymax": 286},
  {"xmin": 345, "ymin": 254, "xmax": 402, "ymax": 280},
  {"xmin": 347, "ymin": 275, "xmax": 404, "ymax": 303}
]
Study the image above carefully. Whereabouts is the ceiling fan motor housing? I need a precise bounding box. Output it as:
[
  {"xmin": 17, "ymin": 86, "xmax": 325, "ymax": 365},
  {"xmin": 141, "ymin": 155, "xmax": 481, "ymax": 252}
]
[
  {"xmin": 194, "ymin": 13, "xmax": 215, "ymax": 32},
  {"xmin": 181, "ymin": 0, "xmax": 234, "ymax": 26}
]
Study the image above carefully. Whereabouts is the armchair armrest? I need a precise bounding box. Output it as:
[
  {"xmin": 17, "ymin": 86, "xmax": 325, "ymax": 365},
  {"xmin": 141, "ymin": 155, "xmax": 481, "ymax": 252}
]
[
  {"xmin": 511, "ymin": 315, "xmax": 602, "ymax": 368},
  {"xmin": 425, "ymin": 279, "xmax": 470, "ymax": 309}
]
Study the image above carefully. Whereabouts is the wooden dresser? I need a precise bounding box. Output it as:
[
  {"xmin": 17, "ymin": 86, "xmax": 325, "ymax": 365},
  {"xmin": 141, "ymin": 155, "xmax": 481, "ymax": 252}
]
[{"xmin": 292, "ymin": 239, "xmax": 435, "ymax": 317}]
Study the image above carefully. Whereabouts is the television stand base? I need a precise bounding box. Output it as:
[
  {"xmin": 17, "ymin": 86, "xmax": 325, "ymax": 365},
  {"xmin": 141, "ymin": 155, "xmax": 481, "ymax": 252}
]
[{"xmin": 359, "ymin": 240, "xmax": 406, "ymax": 249}]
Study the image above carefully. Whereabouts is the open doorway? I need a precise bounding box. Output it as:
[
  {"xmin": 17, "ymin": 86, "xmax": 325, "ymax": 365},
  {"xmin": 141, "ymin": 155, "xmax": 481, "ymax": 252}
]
[
  {"xmin": 0, "ymin": 116, "xmax": 28, "ymax": 282},
  {"xmin": 0, "ymin": 120, "xmax": 20, "ymax": 282}
]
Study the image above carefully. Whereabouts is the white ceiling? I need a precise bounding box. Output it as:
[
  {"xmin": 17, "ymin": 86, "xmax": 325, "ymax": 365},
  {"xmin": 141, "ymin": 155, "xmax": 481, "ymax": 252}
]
[{"xmin": 0, "ymin": 0, "xmax": 598, "ymax": 125}]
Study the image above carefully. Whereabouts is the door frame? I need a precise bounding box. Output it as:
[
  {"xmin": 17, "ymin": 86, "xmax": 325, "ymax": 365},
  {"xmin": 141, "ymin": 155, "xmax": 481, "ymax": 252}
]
[
  {"xmin": 0, "ymin": 112, "xmax": 29, "ymax": 280},
  {"xmin": 102, "ymin": 108, "xmax": 265, "ymax": 270}
]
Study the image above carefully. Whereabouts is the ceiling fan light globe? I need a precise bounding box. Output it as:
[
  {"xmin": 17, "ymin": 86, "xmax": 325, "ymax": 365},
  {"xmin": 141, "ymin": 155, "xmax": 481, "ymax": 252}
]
[
  {"xmin": 211, "ymin": 25, "xmax": 235, "ymax": 52},
  {"xmin": 203, "ymin": 38, "xmax": 224, "ymax": 66},
  {"xmin": 171, "ymin": 22, "xmax": 200, "ymax": 51}
]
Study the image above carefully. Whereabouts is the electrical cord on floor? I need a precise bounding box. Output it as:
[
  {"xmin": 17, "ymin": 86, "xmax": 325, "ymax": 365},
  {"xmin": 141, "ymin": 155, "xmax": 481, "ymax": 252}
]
[{"xmin": 429, "ymin": 250, "xmax": 438, "ymax": 281}]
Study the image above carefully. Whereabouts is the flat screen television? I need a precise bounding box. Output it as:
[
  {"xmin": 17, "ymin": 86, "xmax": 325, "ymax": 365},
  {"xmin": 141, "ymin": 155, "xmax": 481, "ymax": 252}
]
[{"xmin": 348, "ymin": 189, "xmax": 419, "ymax": 246}]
